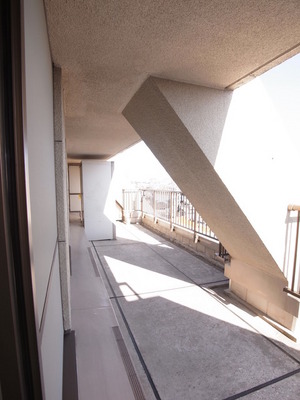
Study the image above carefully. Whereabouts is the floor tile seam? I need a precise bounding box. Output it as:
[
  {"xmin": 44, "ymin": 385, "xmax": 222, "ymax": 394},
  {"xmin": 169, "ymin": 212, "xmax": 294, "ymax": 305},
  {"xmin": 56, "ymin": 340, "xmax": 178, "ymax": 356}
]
[
  {"xmin": 93, "ymin": 246, "xmax": 187, "ymax": 278},
  {"xmin": 93, "ymin": 247, "xmax": 211, "ymax": 297},
  {"xmin": 115, "ymin": 227, "xmax": 300, "ymax": 364},
  {"xmin": 138, "ymin": 236, "xmax": 300, "ymax": 365},
  {"xmin": 71, "ymin": 275, "xmax": 104, "ymax": 280},
  {"xmin": 91, "ymin": 240, "xmax": 162, "ymax": 400},
  {"xmin": 120, "ymin": 225, "xmax": 177, "ymax": 248},
  {"xmin": 222, "ymin": 366, "xmax": 300, "ymax": 400},
  {"xmin": 142, "ymin": 241, "xmax": 203, "ymax": 286},
  {"xmin": 139, "ymin": 226, "xmax": 226, "ymax": 272},
  {"xmin": 131, "ymin": 224, "xmax": 300, "ymax": 363},
  {"xmin": 115, "ymin": 225, "xmax": 198, "ymax": 284},
  {"xmin": 93, "ymin": 242, "xmax": 146, "ymax": 248},
  {"xmin": 200, "ymin": 278, "xmax": 229, "ymax": 287},
  {"xmin": 94, "ymin": 245, "xmax": 227, "ymax": 290},
  {"xmin": 71, "ymin": 305, "xmax": 112, "ymax": 312},
  {"xmin": 107, "ymin": 282, "xmax": 228, "ymax": 301},
  {"xmin": 109, "ymin": 283, "xmax": 197, "ymax": 300},
  {"xmin": 133, "ymin": 230, "xmax": 223, "ymax": 287},
  {"xmin": 202, "ymin": 287, "xmax": 300, "ymax": 365}
]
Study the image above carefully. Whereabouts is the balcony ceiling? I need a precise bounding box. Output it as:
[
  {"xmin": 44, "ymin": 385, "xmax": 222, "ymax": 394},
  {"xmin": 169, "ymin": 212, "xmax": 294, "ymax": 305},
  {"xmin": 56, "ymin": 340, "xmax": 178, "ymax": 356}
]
[{"xmin": 44, "ymin": 0, "xmax": 300, "ymax": 159}]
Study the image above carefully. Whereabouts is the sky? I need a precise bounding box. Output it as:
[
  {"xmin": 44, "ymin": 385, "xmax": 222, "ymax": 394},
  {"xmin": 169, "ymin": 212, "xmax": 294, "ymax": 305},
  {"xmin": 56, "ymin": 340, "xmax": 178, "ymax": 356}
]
[
  {"xmin": 110, "ymin": 141, "xmax": 178, "ymax": 190},
  {"xmin": 259, "ymin": 53, "xmax": 300, "ymax": 150}
]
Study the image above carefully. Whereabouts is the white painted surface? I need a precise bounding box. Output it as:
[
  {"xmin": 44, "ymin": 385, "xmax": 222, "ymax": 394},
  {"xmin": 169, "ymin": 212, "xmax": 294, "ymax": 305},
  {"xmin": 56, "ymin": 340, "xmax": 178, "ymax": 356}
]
[
  {"xmin": 82, "ymin": 161, "xmax": 114, "ymax": 240},
  {"xmin": 40, "ymin": 251, "xmax": 64, "ymax": 400},
  {"xmin": 24, "ymin": 0, "xmax": 58, "ymax": 324},
  {"xmin": 23, "ymin": 0, "xmax": 64, "ymax": 398}
]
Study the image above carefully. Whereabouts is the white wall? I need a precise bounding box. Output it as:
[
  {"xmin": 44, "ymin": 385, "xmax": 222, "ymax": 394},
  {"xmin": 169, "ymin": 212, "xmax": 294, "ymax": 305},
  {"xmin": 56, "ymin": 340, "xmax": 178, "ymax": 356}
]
[
  {"xmin": 23, "ymin": 0, "xmax": 64, "ymax": 398},
  {"xmin": 40, "ymin": 251, "xmax": 64, "ymax": 400}
]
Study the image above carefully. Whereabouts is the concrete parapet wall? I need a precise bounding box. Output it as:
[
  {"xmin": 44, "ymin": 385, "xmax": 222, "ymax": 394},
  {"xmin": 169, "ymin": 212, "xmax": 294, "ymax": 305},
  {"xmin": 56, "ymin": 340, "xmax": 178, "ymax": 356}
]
[
  {"xmin": 225, "ymin": 259, "xmax": 300, "ymax": 335},
  {"xmin": 141, "ymin": 214, "xmax": 223, "ymax": 268}
]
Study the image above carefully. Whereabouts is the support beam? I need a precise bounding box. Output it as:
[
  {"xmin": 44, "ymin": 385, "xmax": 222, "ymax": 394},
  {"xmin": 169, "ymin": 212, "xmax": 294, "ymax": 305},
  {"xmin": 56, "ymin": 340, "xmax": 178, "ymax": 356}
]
[{"xmin": 123, "ymin": 76, "xmax": 300, "ymax": 334}]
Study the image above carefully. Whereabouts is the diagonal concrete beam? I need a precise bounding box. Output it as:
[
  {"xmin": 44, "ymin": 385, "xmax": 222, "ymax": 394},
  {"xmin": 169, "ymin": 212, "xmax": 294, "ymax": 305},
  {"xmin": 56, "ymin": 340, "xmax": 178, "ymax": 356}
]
[
  {"xmin": 123, "ymin": 76, "xmax": 300, "ymax": 333},
  {"xmin": 123, "ymin": 77, "xmax": 281, "ymax": 278}
]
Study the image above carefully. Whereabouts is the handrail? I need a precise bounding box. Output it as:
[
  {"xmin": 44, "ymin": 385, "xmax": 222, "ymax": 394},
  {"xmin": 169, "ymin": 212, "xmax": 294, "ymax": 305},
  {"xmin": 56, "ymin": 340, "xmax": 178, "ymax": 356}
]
[
  {"xmin": 115, "ymin": 199, "xmax": 124, "ymax": 212},
  {"xmin": 122, "ymin": 189, "xmax": 229, "ymax": 259}
]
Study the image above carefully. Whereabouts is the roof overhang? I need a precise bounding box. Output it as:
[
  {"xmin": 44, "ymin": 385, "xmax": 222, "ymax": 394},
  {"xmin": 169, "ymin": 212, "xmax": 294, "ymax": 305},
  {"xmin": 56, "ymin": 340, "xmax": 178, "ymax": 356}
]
[{"xmin": 44, "ymin": 0, "xmax": 300, "ymax": 159}]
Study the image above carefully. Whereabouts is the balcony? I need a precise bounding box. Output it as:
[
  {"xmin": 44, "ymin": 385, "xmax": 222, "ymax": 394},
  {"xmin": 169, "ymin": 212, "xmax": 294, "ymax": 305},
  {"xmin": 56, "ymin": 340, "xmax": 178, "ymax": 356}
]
[
  {"xmin": 122, "ymin": 189, "xmax": 230, "ymax": 266},
  {"xmin": 69, "ymin": 213, "xmax": 300, "ymax": 400}
]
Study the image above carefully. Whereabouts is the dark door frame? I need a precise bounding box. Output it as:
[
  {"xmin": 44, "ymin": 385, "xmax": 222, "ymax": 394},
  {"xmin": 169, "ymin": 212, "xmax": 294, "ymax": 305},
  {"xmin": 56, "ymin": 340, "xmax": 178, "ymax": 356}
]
[{"xmin": 0, "ymin": 0, "xmax": 43, "ymax": 398}]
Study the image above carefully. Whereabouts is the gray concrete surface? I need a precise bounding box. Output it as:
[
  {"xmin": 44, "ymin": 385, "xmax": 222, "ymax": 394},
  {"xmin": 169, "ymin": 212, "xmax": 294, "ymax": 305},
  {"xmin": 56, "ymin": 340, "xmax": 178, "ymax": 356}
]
[
  {"xmin": 94, "ymin": 222, "xmax": 300, "ymax": 400},
  {"xmin": 70, "ymin": 214, "xmax": 136, "ymax": 400}
]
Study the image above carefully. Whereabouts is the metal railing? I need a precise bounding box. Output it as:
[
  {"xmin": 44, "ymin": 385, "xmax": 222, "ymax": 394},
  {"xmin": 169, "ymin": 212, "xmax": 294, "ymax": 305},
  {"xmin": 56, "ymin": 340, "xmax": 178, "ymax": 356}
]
[
  {"xmin": 123, "ymin": 189, "xmax": 218, "ymax": 241},
  {"xmin": 122, "ymin": 189, "xmax": 142, "ymax": 213},
  {"xmin": 284, "ymin": 205, "xmax": 300, "ymax": 298},
  {"xmin": 122, "ymin": 189, "xmax": 231, "ymax": 261}
]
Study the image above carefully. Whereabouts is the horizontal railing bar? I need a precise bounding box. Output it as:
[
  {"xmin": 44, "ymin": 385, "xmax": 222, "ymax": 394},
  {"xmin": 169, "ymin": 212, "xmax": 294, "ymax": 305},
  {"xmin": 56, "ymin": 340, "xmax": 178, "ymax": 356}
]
[
  {"xmin": 283, "ymin": 287, "xmax": 300, "ymax": 299},
  {"xmin": 288, "ymin": 204, "xmax": 300, "ymax": 211},
  {"xmin": 122, "ymin": 188, "xmax": 228, "ymax": 259}
]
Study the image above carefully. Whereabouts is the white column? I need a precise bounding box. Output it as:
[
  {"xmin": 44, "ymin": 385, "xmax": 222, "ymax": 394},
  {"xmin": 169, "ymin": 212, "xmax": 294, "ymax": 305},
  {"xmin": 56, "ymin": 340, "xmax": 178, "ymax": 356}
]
[{"xmin": 82, "ymin": 160, "xmax": 115, "ymax": 240}]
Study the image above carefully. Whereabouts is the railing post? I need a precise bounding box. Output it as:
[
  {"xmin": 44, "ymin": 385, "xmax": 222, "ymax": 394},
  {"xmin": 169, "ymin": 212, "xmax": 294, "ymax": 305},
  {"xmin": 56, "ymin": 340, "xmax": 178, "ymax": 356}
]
[
  {"xmin": 291, "ymin": 210, "xmax": 300, "ymax": 292},
  {"xmin": 170, "ymin": 191, "xmax": 174, "ymax": 231},
  {"xmin": 141, "ymin": 190, "xmax": 144, "ymax": 217},
  {"xmin": 153, "ymin": 190, "xmax": 157, "ymax": 223},
  {"xmin": 193, "ymin": 207, "xmax": 198, "ymax": 243}
]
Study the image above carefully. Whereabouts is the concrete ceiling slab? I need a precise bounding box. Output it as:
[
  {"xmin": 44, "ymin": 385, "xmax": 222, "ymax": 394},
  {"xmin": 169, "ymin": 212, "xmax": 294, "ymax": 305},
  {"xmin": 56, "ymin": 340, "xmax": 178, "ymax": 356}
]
[{"xmin": 44, "ymin": 0, "xmax": 300, "ymax": 158}]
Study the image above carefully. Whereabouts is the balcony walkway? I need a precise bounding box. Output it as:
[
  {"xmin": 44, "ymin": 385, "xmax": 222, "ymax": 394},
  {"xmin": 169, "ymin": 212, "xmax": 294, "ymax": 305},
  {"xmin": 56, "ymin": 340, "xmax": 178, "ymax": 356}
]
[{"xmin": 70, "ymin": 214, "xmax": 300, "ymax": 400}]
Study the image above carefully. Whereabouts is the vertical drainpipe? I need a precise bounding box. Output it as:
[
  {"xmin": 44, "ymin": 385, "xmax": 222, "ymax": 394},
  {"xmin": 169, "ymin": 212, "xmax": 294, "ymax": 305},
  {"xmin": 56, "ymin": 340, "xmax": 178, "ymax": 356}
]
[{"xmin": 53, "ymin": 66, "xmax": 72, "ymax": 331}]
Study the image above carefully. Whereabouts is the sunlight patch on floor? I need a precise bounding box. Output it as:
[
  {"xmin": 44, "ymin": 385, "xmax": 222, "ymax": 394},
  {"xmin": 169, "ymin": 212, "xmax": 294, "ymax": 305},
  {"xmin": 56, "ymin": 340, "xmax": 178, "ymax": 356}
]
[{"xmin": 104, "ymin": 255, "xmax": 255, "ymax": 332}]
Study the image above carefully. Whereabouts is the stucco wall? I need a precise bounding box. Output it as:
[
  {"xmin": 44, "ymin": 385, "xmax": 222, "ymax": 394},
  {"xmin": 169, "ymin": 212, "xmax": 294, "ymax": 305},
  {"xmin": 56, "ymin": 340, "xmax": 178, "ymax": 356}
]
[{"xmin": 23, "ymin": 0, "xmax": 64, "ymax": 398}]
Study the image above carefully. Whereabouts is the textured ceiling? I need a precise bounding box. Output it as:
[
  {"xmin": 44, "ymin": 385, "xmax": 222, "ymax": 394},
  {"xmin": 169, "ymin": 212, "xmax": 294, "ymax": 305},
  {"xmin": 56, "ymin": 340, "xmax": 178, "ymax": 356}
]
[{"xmin": 44, "ymin": 0, "xmax": 300, "ymax": 159}]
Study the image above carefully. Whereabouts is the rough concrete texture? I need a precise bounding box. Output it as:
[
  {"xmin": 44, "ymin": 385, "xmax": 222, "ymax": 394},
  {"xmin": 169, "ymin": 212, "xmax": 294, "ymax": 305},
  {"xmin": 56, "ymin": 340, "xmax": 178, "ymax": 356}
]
[
  {"xmin": 94, "ymin": 222, "xmax": 300, "ymax": 400},
  {"xmin": 44, "ymin": 1, "xmax": 300, "ymax": 158}
]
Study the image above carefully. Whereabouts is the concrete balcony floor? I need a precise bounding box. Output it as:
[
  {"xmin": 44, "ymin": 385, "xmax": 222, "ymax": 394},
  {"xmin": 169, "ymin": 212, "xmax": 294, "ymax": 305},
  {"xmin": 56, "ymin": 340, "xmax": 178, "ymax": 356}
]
[{"xmin": 70, "ymin": 214, "xmax": 300, "ymax": 400}]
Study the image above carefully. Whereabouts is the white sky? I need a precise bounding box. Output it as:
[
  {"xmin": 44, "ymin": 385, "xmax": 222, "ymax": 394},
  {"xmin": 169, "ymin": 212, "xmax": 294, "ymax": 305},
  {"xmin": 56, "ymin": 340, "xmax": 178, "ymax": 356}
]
[
  {"xmin": 110, "ymin": 141, "xmax": 176, "ymax": 189},
  {"xmin": 259, "ymin": 53, "xmax": 300, "ymax": 150}
]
